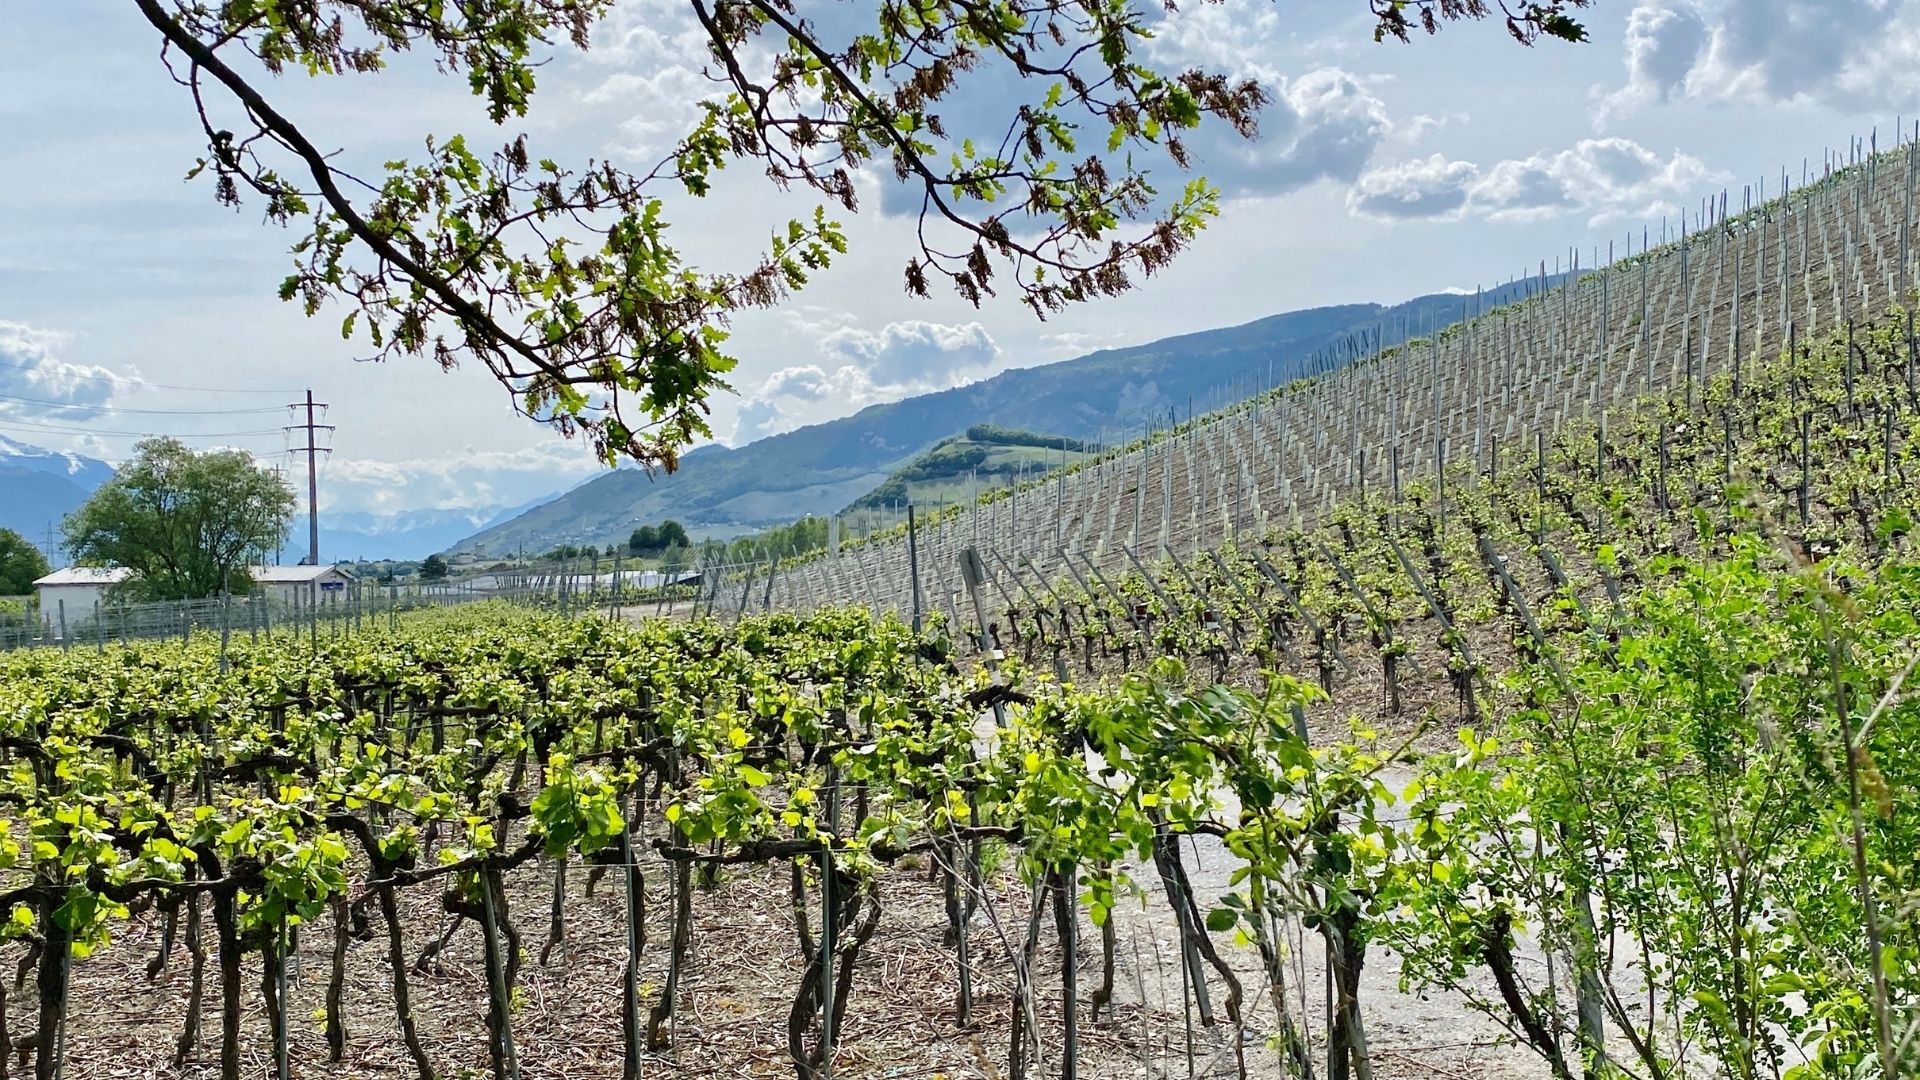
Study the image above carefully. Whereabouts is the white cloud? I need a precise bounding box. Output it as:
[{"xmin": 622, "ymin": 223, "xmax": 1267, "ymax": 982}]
[
  {"xmin": 1347, "ymin": 138, "xmax": 1715, "ymax": 226},
  {"xmin": 1037, "ymin": 330, "xmax": 1125, "ymax": 356},
  {"xmin": 574, "ymin": 0, "xmax": 727, "ymax": 162},
  {"xmin": 731, "ymin": 398, "xmax": 791, "ymax": 443},
  {"xmin": 0, "ymin": 320, "xmax": 134, "ymax": 421},
  {"xmin": 1393, "ymin": 112, "xmax": 1469, "ymax": 145},
  {"xmin": 760, "ymin": 365, "xmax": 834, "ymax": 401},
  {"xmin": 587, "ymin": 0, "xmax": 712, "ymax": 68},
  {"xmin": 726, "ymin": 317, "xmax": 1005, "ymax": 444},
  {"xmin": 1600, "ymin": 0, "xmax": 1920, "ymax": 120},
  {"xmin": 730, "ymin": 365, "xmax": 879, "ymax": 443},
  {"xmin": 1144, "ymin": 1, "xmax": 1393, "ymax": 196},
  {"xmin": 1346, "ymin": 153, "xmax": 1479, "ymax": 220},
  {"xmin": 727, "ymin": 364, "xmax": 844, "ymax": 438},
  {"xmin": 1242, "ymin": 69, "xmax": 1392, "ymax": 194},
  {"xmin": 821, "ymin": 319, "xmax": 1000, "ymax": 386},
  {"xmin": 322, "ymin": 441, "xmax": 607, "ymax": 515},
  {"xmin": 1603, "ymin": 0, "xmax": 1711, "ymax": 118},
  {"xmin": 590, "ymin": 65, "xmax": 712, "ymax": 161},
  {"xmin": 1148, "ymin": 0, "xmax": 1285, "ymax": 80}
]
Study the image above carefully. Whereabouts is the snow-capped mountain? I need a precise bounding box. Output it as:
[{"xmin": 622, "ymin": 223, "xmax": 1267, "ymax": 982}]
[
  {"xmin": 320, "ymin": 503, "xmax": 535, "ymax": 562},
  {"xmin": 0, "ymin": 435, "xmax": 114, "ymax": 549},
  {"xmin": 0, "ymin": 434, "xmax": 115, "ymax": 488}
]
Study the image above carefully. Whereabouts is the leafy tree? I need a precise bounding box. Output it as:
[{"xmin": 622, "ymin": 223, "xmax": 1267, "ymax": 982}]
[
  {"xmin": 420, "ymin": 554, "xmax": 450, "ymax": 581},
  {"xmin": 716, "ymin": 515, "xmax": 829, "ymax": 564},
  {"xmin": 130, "ymin": 0, "xmax": 1588, "ymax": 469},
  {"xmin": 630, "ymin": 521, "xmax": 691, "ymax": 555},
  {"xmin": 63, "ymin": 438, "xmax": 295, "ymax": 601},
  {"xmin": 0, "ymin": 528, "xmax": 51, "ymax": 596}
]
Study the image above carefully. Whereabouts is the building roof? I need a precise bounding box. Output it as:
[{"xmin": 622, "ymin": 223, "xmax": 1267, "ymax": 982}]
[
  {"xmin": 251, "ymin": 564, "xmax": 353, "ymax": 583},
  {"xmin": 34, "ymin": 567, "xmax": 135, "ymax": 587}
]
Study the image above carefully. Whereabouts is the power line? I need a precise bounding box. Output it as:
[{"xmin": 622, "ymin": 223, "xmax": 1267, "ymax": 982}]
[
  {"xmin": 0, "ymin": 356, "xmax": 298, "ymax": 395},
  {"xmin": 0, "ymin": 416, "xmax": 289, "ymax": 439},
  {"xmin": 0, "ymin": 391, "xmax": 289, "ymax": 416}
]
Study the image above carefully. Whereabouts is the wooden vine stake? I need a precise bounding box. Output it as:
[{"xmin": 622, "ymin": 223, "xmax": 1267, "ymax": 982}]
[
  {"xmin": 819, "ymin": 763, "xmax": 841, "ymax": 1080},
  {"xmin": 478, "ymin": 865, "xmax": 521, "ymax": 1080},
  {"xmin": 271, "ymin": 923, "xmax": 292, "ymax": 1080},
  {"xmin": 326, "ymin": 895, "xmax": 350, "ymax": 1064},
  {"xmin": 620, "ymin": 810, "xmax": 646, "ymax": 1080},
  {"xmin": 1054, "ymin": 862, "xmax": 1079, "ymax": 1080}
]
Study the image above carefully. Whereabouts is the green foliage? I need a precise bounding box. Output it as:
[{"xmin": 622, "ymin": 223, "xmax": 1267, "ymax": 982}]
[
  {"xmin": 849, "ymin": 429, "xmax": 1090, "ymax": 511},
  {"xmin": 709, "ymin": 516, "xmax": 830, "ymax": 565},
  {"xmin": 629, "ymin": 520, "xmax": 690, "ymax": 555},
  {"xmin": 419, "ymin": 553, "xmax": 449, "ymax": 581},
  {"xmin": 0, "ymin": 527, "xmax": 50, "ymax": 595},
  {"xmin": 62, "ymin": 438, "xmax": 294, "ymax": 601},
  {"xmin": 963, "ymin": 425, "xmax": 1087, "ymax": 453},
  {"xmin": 1374, "ymin": 538, "xmax": 1920, "ymax": 1080},
  {"xmin": 133, "ymin": 0, "xmax": 1573, "ymax": 471},
  {"xmin": 967, "ymin": 422, "xmax": 1090, "ymax": 451},
  {"xmin": 530, "ymin": 753, "xmax": 627, "ymax": 857}
]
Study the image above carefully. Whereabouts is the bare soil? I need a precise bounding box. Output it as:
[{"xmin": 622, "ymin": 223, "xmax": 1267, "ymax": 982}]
[{"xmin": 6, "ymin": 774, "xmax": 1554, "ymax": 1080}]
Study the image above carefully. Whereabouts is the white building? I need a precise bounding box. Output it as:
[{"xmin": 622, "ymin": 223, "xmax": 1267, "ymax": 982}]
[
  {"xmin": 251, "ymin": 564, "xmax": 354, "ymax": 606},
  {"xmin": 33, "ymin": 567, "xmax": 134, "ymax": 631}
]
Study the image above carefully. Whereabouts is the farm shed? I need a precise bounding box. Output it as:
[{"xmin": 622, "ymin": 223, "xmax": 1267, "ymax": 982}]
[
  {"xmin": 251, "ymin": 564, "xmax": 354, "ymax": 606},
  {"xmin": 33, "ymin": 567, "xmax": 134, "ymax": 633}
]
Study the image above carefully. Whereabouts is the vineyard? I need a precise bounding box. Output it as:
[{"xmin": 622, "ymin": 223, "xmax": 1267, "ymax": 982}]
[
  {"xmin": 9, "ymin": 130, "xmax": 1920, "ymax": 1079},
  {"xmin": 772, "ymin": 141, "xmax": 1919, "ymax": 621}
]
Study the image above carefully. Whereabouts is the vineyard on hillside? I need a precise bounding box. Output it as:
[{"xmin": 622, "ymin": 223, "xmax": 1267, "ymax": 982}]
[
  {"xmin": 767, "ymin": 141, "xmax": 1920, "ymax": 623},
  {"xmin": 5, "ymin": 270, "xmax": 1920, "ymax": 1079}
]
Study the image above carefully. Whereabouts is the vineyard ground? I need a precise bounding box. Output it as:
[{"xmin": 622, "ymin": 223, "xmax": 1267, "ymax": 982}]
[
  {"xmin": 20, "ymin": 512, "xmax": 1623, "ymax": 1079},
  {"xmin": 20, "ymin": 768, "xmax": 1560, "ymax": 1080}
]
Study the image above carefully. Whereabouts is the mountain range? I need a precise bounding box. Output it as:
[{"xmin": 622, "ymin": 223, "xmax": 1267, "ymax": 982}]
[
  {"xmin": 0, "ymin": 435, "xmax": 114, "ymax": 551},
  {"xmin": 317, "ymin": 504, "xmax": 535, "ymax": 563},
  {"xmin": 452, "ymin": 280, "xmax": 1550, "ymax": 556},
  {"xmin": 0, "ymin": 434, "xmax": 525, "ymax": 563},
  {"xmin": 5, "ymin": 280, "xmax": 1552, "ymax": 563}
]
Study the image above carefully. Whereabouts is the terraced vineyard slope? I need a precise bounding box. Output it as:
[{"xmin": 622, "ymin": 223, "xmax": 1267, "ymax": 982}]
[{"xmin": 758, "ymin": 146, "xmax": 1919, "ymax": 623}]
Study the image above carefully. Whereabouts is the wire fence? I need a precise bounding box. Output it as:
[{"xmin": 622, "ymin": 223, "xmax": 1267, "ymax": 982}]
[{"xmin": 0, "ymin": 567, "xmax": 738, "ymax": 652}]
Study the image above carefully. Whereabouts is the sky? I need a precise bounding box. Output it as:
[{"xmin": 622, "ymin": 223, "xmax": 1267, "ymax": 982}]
[{"xmin": 3, "ymin": 0, "xmax": 1916, "ymax": 520}]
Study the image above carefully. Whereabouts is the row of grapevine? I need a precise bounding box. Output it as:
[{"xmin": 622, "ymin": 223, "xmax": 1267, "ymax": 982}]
[
  {"xmin": 761, "ymin": 135, "xmax": 1920, "ymax": 625},
  {"xmin": 4, "ymin": 298, "xmax": 1920, "ymax": 1078}
]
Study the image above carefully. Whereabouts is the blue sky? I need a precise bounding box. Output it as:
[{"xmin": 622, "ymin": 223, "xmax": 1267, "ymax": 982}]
[{"xmin": 3, "ymin": 0, "xmax": 1914, "ymax": 517}]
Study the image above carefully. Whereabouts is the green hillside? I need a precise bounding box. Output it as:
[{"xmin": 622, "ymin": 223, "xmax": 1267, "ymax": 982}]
[
  {"xmin": 451, "ymin": 280, "xmax": 1553, "ymax": 555},
  {"xmin": 843, "ymin": 426, "xmax": 1090, "ymax": 513}
]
